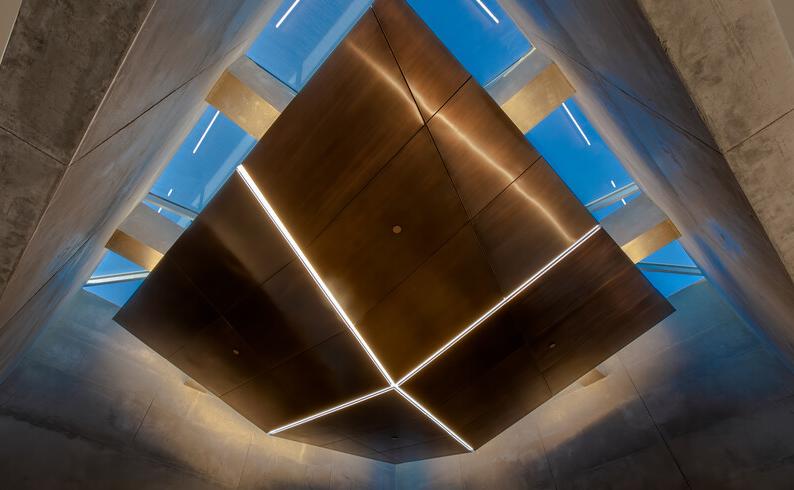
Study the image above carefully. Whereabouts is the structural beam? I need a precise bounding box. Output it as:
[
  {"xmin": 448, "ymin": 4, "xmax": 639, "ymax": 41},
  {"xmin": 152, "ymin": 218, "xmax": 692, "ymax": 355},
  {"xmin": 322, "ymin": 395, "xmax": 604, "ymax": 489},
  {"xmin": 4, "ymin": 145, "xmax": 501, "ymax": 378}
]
[
  {"xmin": 600, "ymin": 193, "xmax": 681, "ymax": 263},
  {"xmin": 486, "ymin": 49, "xmax": 575, "ymax": 134},
  {"xmin": 206, "ymin": 56, "xmax": 295, "ymax": 139}
]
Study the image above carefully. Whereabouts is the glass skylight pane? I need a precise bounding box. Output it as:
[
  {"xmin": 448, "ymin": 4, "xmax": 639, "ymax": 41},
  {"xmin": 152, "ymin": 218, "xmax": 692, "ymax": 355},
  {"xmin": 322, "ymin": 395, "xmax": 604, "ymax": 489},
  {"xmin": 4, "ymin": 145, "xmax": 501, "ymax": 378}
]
[
  {"xmin": 408, "ymin": 0, "xmax": 531, "ymax": 84},
  {"xmin": 247, "ymin": 0, "xmax": 372, "ymax": 92},
  {"xmin": 84, "ymin": 280, "xmax": 144, "ymax": 307},
  {"xmin": 527, "ymin": 98, "xmax": 634, "ymax": 215},
  {"xmin": 644, "ymin": 240, "xmax": 697, "ymax": 267},
  {"xmin": 83, "ymin": 250, "xmax": 146, "ymax": 307},
  {"xmin": 640, "ymin": 241, "xmax": 702, "ymax": 297},
  {"xmin": 92, "ymin": 250, "xmax": 144, "ymax": 276},
  {"xmin": 150, "ymin": 107, "xmax": 256, "ymax": 213}
]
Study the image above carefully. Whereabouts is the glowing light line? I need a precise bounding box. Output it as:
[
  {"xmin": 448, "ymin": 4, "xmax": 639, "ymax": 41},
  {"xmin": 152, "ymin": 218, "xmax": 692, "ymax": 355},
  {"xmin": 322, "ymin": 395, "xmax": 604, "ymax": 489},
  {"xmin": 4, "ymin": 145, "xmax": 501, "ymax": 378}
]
[
  {"xmin": 268, "ymin": 387, "xmax": 392, "ymax": 435},
  {"xmin": 396, "ymin": 387, "xmax": 473, "ymax": 451},
  {"xmin": 275, "ymin": 0, "xmax": 301, "ymax": 29},
  {"xmin": 398, "ymin": 225, "xmax": 602, "ymax": 385},
  {"xmin": 193, "ymin": 110, "xmax": 220, "ymax": 154},
  {"xmin": 562, "ymin": 102, "xmax": 591, "ymax": 146},
  {"xmin": 236, "ymin": 165, "xmax": 395, "ymax": 385},
  {"xmin": 474, "ymin": 0, "xmax": 500, "ymax": 24}
]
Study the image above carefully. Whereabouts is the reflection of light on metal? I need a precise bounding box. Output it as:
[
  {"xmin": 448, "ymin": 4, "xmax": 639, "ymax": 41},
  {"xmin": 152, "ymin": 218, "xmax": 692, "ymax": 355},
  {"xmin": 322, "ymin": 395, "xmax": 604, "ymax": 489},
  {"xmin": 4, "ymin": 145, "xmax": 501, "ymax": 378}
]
[
  {"xmin": 269, "ymin": 387, "xmax": 391, "ymax": 434},
  {"xmin": 347, "ymin": 41, "xmax": 416, "ymax": 109},
  {"xmin": 435, "ymin": 112, "xmax": 574, "ymax": 241},
  {"xmin": 513, "ymin": 183, "xmax": 574, "ymax": 242},
  {"xmin": 193, "ymin": 110, "xmax": 220, "ymax": 154},
  {"xmin": 276, "ymin": 0, "xmax": 301, "ymax": 29},
  {"xmin": 398, "ymin": 225, "xmax": 601, "ymax": 385},
  {"xmin": 236, "ymin": 165, "xmax": 395, "ymax": 385},
  {"xmin": 562, "ymin": 102, "xmax": 591, "ymax": 146},
  {"xmin": 474, "ymin": 0, "xmax": 500, "ymax": 24},
  {"xmin": 395, "ymin": 387, "xmax": 474, "ymax": 451}
]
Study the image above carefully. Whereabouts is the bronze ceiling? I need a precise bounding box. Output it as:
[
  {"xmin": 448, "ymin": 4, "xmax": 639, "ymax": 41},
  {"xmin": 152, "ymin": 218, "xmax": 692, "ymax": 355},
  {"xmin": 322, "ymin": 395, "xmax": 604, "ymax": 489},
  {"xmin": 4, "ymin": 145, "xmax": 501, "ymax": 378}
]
[{"xmin": 115, "ymin": 0, "xmax": 673, "ymax": 463}]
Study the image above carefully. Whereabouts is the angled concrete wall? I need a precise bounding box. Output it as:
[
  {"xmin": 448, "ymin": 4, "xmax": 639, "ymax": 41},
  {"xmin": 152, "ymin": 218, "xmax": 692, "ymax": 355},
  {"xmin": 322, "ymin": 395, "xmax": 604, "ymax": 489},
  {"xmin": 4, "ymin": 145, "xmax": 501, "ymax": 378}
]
[
  {"xmin": 0, "ymin": 0, "xmax": 279, "ymax": 381},
  {"xmin": 498, "ymin": 0, "xmax": 794, "ymax": 367}
]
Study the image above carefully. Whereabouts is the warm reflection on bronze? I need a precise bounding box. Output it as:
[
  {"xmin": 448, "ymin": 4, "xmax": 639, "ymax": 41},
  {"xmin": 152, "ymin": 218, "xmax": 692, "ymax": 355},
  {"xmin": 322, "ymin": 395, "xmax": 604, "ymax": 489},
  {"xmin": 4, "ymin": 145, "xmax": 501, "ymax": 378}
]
[{"xmin": 115, "ymin": 0, "xmax": 672, "ymax": 463}]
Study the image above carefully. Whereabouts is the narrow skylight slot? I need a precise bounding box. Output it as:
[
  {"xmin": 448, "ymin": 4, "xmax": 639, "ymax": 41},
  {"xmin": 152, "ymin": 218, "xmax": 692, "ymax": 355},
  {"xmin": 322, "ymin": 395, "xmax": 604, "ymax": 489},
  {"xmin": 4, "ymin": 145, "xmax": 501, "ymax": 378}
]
[
  {"xmin": 474, "ymin": 0, "xmax": 500, "ymax": 24},
  {"xmin": 395, "ymin": 387, "xmax": 474, "ymax": 451},
  {"xmin": 268, "ymin": 387, "xmax": 392, "ymax": 435},
  {"xmin": 398, "ymin": 225, "xmax": 602, "ymax": 385},
  {"xmin": 276, "ymin": 0, "xmax": 301, "ymax": 29},
  {"xmin": 193, "ymin": 109, "xmax": 220, "ymax": 154},
  {"xmin": 236, "ymin": 165, "xmax": 395, "ymax": 386},
  {"xmin": 562, "ymin": 102, "xmax": 591, "ymax": 146}
]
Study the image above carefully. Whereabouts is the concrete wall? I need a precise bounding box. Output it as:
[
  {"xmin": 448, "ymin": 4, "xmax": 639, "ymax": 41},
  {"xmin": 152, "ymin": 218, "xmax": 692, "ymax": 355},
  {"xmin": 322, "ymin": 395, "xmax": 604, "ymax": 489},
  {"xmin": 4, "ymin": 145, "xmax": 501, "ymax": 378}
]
[
  {"xmin": 396, "ymin": 280, "xmax": 794, "ymax": 489},
  {"xmin": 0, "ymin": 0, "xmax": 279, "ymax": 381},
  {"xmin": 0, "ymin": 290, "xmax": 395, "ymax": 489},
  {"xmin": 498, "ymin": 0, "xmax": 794, "ymax": 367}
]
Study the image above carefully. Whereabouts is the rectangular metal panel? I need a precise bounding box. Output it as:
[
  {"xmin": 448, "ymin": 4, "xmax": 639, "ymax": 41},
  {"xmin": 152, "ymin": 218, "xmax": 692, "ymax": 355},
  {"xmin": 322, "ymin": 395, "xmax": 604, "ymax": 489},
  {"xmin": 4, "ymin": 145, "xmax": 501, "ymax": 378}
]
[
  {"xmin": 372, "ymin": 0, "xmax": 469, "ymax": 121},
  {"xmin": 306, "ymin": 127, "xmax": 468, "ymax": 322},
  {"xmin": 428, "ymin": 78, "xmax": 542, "ymax": 217},
  {"xmin": 115, "ymin": 256, "xmax": 219, "ymax": 356},
  {"xmin": 242, "ymin": 11, "xmax": 424, "ymax": 246},
  {"xmin": 472, "ymin": 158, "xmax": 596, "ymax": 294},
  {"xmin": 168, "ymin": 173, "xmax": 294, "ymax": 313},
  {"xmin": 222, "ymin": 261, "xmax": 345, "ymax": 376},
  {"xmin": 221, "ymin": 333, "xmax": 385, "ymax": 432},
  {"xmin": 358, "ymin": 225, "xmax": 503, "ymax": 379}
]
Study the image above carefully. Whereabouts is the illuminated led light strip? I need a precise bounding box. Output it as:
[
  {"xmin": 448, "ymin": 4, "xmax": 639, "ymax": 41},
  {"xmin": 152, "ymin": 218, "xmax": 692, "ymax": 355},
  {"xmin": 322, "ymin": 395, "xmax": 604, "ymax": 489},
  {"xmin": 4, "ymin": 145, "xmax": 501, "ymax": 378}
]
[
  {"xmin": 474, "ymin": 0, "xmax": 500, "ymax": 24},
  {"xmin": 269, "ymin": 387, "xmax": 392, "ymax": 435},
  {"xmin": 395, "ymin": 387, "xmax": 474, "ymax": 451},
  {"xmin": 398, "ymin": 224, "xmax": 602, "ymax": 385},
  {"xmin": 562, "ymin": 102, "xmax": 591, "ymax": 146},
  {"xmin": 193, "ymin": 109, "xmax": 220, "ymax": 154},
  {"xmin": 275, "ymin": 0, "xmax": 301, "ymax": 29},
  {"xmin": 236, "ymin": 165, "xmax": 395, "ymax": 385}
]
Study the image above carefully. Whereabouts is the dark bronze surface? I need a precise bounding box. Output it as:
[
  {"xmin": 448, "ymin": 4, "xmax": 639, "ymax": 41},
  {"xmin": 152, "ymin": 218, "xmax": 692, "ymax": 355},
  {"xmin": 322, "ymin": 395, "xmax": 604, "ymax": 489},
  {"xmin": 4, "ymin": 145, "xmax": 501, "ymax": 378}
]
[
  {"xmin": 222, "ymin": 261, "xmax": 345, "ymax": 377},
  {"xmin": 428, "ymin": 78, "xmax": 542, "ymax": 218},
  {"xmin": 115, "ymin": 1, "xmax": 673, "ymax": 464},
  {"xmin": 372, "ymin": 0, "xmax": 470, "ymax": 122},
  {"xmin": 278, "ymin": 390, "xmax": 467, "ymax": 463},
  {"xmin": 115, "ymin": 256, "xmax": 218, "ymax": 357},
  {"xmin": 221, "ymin": 332, "xmax": 385, "ymax": 432},
  {"xmin": 512, "ymin": 230, "xmax": 675, "ymax": 393},
  {"xmin": 306, "ymin": 127, "xmax": 468, "ymax": 322},
  {"xmin": 400, "ymin": 308, "xmax": 551, "ymax": 449},
  {"xmin": 472, "ymin": 158, "xmax": 596, "ymax": 294},
  {"xmin": 169, "ymin": 315, "xmax": 270, "ymax": 396},
  {"xmin": 401, "ymin": 231, "xmax": 671, "ymax": 448},
  {"xmin": 168, "ymin": 172, "xmax": 293, "ymax": 313},
  {"xmin": 242, "ymin": 10, "xmax": 423, "ymax": 247},
  {"xmin": 359, "ymin": 225, "xmax": 503, "ymax": 379}
]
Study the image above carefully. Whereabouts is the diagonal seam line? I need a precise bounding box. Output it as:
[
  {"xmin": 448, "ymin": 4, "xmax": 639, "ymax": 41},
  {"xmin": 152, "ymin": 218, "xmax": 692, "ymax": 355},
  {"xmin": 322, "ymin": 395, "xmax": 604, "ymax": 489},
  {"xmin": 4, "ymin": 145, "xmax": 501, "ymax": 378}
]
[
  {"xmin": 397, "ymin": 224, "xmax": 602, "ymax": 386},
  {"xmin": 236, "ymin": 165, "xmax": 395, "ymax": 386},
  {"xmin": 268, "ymin": 387, "xmax": 393, "ymax": 434},
  {"xmin": 395, "ymin": 387, "xmax": 473, "ymax": 451}
]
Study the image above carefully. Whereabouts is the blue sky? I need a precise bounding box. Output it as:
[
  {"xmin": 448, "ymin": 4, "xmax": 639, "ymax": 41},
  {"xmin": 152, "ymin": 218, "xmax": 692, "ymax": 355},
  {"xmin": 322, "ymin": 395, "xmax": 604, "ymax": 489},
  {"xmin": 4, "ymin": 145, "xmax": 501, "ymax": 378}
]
[{"xmin": 86, "ymin": 0, "xmax": 699, "ymax": 305}]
